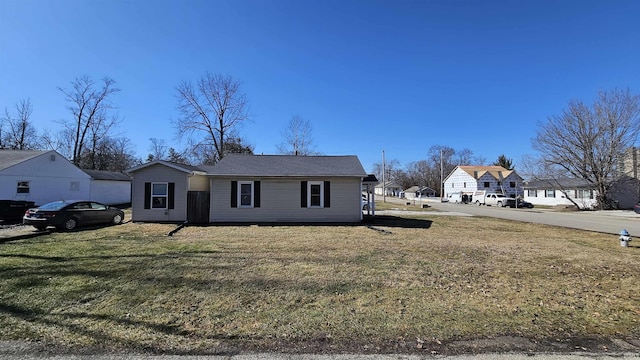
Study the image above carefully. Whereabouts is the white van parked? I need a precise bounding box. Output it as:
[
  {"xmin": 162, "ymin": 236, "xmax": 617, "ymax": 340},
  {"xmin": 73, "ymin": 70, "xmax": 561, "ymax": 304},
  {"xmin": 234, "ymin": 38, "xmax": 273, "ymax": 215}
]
[{"xmin": 447, "ymin": 192, "xmax": 463, "ymax": 204}]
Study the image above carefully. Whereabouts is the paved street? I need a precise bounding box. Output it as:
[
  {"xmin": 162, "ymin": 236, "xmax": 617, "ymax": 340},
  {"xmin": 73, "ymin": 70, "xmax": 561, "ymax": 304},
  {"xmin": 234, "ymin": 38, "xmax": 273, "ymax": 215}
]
[{"xmin": 378, "ymin": 196, "xmax": 640, "ymax": 238}]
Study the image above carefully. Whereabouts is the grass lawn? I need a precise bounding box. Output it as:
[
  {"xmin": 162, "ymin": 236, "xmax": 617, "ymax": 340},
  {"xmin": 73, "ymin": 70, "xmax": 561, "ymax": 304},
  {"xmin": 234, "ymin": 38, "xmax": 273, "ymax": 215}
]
[{"xmin": 0, "ymin": 214, "xmax": 638, "ymax": 355}]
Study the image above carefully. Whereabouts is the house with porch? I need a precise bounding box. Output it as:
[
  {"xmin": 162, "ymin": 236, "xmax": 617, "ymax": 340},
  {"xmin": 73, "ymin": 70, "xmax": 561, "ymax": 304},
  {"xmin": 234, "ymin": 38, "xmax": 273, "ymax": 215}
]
[{"xmin": 374, "ymin": 181, "xmax": 403, "ymax": 197}]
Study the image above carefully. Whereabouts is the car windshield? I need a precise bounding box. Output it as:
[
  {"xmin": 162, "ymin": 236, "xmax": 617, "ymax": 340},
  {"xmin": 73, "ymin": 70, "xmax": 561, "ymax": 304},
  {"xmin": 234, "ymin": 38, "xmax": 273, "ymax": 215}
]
[{"xmin": 38, "ymin": 201, "xmax": 68, "ymax": 210}]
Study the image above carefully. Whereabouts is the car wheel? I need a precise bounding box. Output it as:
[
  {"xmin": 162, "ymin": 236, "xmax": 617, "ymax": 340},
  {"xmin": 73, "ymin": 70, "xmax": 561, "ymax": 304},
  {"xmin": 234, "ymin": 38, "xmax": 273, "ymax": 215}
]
[
  {"xmin": 112, "ymin": 213, "xmax": 123, "ymax": 225},
  {"xmin": 63, "ymin": 217, "xmax": 78, "ymax": 231},
  {"xmin": 497, "ymin": 201, "xmax": 503, "ymax": 207},
  {"xmin": 476, "ymin": 201, "xmax": 481, "ymax": 206}
]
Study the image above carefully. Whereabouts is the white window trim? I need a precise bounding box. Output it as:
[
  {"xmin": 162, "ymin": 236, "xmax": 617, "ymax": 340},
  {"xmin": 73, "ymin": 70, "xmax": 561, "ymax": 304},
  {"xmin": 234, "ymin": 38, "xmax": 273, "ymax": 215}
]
[
  {"xmin": 307, "ymin": 181, "xmax": 324, "ymax": 208},
  {"xmin": 238, "ymin": 181, "xmax": 254, "ymax": 208},
  {"xmin": 151, "ymin": 182, "xmax": 168, "ymax": 209}
]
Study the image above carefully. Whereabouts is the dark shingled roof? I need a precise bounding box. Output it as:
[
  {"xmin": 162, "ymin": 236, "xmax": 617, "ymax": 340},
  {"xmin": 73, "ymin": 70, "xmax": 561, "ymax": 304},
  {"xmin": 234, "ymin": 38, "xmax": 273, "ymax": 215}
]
[
  {"xmin": 208, "ymin": 154, "xmax": 366, "ymax": 177},
  {"xmin": 83, "ymin": 169, "xmax": 131, "ymax": 181}
]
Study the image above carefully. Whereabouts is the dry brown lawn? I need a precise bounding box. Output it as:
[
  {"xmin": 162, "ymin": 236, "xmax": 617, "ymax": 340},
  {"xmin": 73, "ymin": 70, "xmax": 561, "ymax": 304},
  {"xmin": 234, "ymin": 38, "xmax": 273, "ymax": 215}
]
[{"xmin": 0, "ymin": 214, "xmax": 638, "ymax": 354}]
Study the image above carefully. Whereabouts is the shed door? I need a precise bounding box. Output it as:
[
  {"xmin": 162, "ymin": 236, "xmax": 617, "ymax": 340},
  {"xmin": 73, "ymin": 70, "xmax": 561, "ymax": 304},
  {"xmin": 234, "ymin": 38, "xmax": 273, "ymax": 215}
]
[{"xmin": 187, "ymin": 191, "xmax": 210, "ymax": 224}]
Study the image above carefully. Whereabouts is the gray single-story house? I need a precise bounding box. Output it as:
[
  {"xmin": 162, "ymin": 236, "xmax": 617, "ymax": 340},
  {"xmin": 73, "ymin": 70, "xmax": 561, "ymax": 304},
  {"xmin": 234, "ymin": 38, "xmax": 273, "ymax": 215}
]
[{"xmin": 126, "ymin": 154, "xmax": 369, "ymax": 223}]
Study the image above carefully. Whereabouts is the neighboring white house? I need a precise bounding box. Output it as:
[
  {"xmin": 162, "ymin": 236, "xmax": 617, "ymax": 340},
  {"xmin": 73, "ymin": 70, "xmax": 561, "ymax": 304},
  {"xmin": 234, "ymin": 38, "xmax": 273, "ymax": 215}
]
[
  {"xmin": 0, "ymin": 150, "xmax": 132, "ymax": 207},
  {"xmin": 403, "ymin": 186, "xmax": 437, "ymax": 199},
  {"xmin": 83, "ymin": 169, "xmax": 132, "ymax": 205},
  {"xmin": 443, "ymin": 166, "xmax": 523, "ymax": 199},
  {"xmin": 127, "ymin": 154, "xmax": 369, "ymax": 223},
  {"xmin": 523, "ymin": 178, "xmax": 639, "ymax": 209},
  {"xmin": 374, "ymin": 181, "xmax": 402, "ymax": 197},
  {"xmin": 0, "ymin": 150, "xmax": 91, "ymax": 206}
]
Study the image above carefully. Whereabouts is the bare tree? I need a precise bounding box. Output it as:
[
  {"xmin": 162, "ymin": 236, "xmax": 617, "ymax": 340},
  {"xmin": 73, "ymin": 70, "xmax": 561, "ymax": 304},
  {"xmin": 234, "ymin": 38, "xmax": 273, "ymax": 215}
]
[
  {"xmin": 532, "ymin": 88, "xmax": 640, "ymax": 209},
  {"xmin": 147, "ymin": 138, "xmax": 169, "ymax": 162},
  {"xmin": 1, "ymin": 99, "xmax": 39, "ymax": 150},
  {"xmin": 58, "ymin": 76, "xmax": 121, "ymax": 165},
  {"xmin": 174, "ymin": 73, "xmax": 250, "ymax": 163},
  {"xmin": 276, "ymin": 115, "xmax": 317, "ymax": 155},
  {"xmin": 74, "ymin": 135, "xmax": 137, "ymax": 172}
]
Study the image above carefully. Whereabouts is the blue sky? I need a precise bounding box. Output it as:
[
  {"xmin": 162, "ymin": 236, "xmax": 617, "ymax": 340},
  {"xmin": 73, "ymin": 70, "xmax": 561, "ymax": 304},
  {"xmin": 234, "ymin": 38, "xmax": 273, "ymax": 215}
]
[{"xmin": 1, "ymin": 0, "xmax": 639, "ymax": 173}]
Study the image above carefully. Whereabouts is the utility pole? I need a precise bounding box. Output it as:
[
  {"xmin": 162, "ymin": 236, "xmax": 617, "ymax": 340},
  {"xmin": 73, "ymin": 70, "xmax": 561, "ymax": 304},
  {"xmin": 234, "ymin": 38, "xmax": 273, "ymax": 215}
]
[
  {"xmin": 440, "ymin": 149, "xmax": 443, "ymax": 201},
  {"xmin": 382, "ymin": 150, "xmax": 386, "ymax": 203}
]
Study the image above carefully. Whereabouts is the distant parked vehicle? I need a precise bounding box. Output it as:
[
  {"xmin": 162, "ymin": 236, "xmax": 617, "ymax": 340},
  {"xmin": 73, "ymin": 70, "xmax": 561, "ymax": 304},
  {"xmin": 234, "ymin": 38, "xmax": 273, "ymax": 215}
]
[
  {"xmin": 634, "ymin": 202, "xmax": 640, "ymax": 214},
  {"xmin": 474, "ymin": 191, "xmax": 515, "ymax": 207},
  {"xmin": 511, "ymin": 199, "xmax": 534, "ymax": 208},
  {"xmin": 447, "ymin": 192, "xmax": 463, "ymax": 203},
  {"xmin": 23, "ymin": 200, "xmax": 124, "ymax": 231},
  {"xmin": 362, "ymin": 195, "xmax": 374, "ymax": 211}
]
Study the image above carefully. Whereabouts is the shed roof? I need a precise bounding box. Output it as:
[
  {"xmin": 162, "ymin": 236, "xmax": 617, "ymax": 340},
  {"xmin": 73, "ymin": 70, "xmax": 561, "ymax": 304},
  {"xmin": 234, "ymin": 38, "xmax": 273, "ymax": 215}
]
[
  {"xmin": 375, "ymin": 181, "xmax": 402, "ymax": 189},
  {"xmin": 0, "ymin": 150, "xmax": 54, "ymax": 171},
  {"xmin": 126, "ymin": 160, "xmax": 209, "ymax": 175},
  {"xmin": 83, "ymin": 169, "xmax": 131, "ymax": 181},
  {"xmin": 208, "ymin": 154, "xmax": 366, "ymax": 177}
]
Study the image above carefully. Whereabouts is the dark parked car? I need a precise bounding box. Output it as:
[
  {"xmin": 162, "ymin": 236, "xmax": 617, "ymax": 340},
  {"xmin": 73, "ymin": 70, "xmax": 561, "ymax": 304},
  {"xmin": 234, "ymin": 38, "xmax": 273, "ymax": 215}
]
[
  {"xmin": 510, "ymin": 199, "xmax": 534, "ymax": 209},
  {"xmin": 23, "ymin": 200, "xmax": 124, "ymax": 231},
  {"xmin": 635, "ymin": 202, "xmax": 640, "ymax": 214}
]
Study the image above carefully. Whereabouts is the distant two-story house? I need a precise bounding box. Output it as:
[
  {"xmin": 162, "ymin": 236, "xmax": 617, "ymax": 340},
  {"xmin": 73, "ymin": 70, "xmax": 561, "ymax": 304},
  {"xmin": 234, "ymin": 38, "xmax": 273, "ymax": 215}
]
[{"xmin": 443, "ymin": 166, "xmax": 523, "ymax": 199}]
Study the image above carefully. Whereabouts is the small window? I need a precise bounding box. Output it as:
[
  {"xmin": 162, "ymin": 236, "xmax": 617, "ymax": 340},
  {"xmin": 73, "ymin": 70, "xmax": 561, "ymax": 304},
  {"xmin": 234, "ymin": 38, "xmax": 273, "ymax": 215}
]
[
  {"xmin": 463, "ymin": 182, "xmax": 466, "ymax": 188},
  {"xmin": 309, "ymin": 182, "xmax": 322, "ymax": 207},
  {"xmin": 451, "ymin": 183, "xmax": 454, "ymax": 188},
  {"xmin": 497, "ymin": 181, "xmax": 502, "ymax": 186},
  {"xmin": 239, "ymin": 181, "xmax": 253, "ymax": 207},
  {"xmin": 576, "ymin": 189, "xmax": 593, "ymax": 199},
  {"xmin": 510, "ymin": 182, "xmax": 516, "ymax": 188},
  {"xmin": 301, "ymin": 181, "xmax": 329, "ymax": 208},
  {"xmin": 152, "ymin": 182, "xmax": 168, "ymax": 209},
  {"xmin": 545, "ymin": 189, "xmax": 555, "ymax": 198},
  {"xmin": 528, "ymin": 189, "xmax": 537, "ymax": 197},
  {"xmin": 483, "ymin": 182, "xmax": 490, "ymax": 188},
  {"xmin": 17, "ymin": 181, "xmax": 30, "ymax": 194}
]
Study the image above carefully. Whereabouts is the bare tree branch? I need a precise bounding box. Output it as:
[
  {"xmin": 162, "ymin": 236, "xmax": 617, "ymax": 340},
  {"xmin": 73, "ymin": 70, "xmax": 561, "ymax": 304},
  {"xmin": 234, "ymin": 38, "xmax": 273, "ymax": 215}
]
[
  {"xmin": 58, "ymin": 76, "xmax": 120, "ymax": 165},
  {"xmin": 276, "ymin": 115, "xmax": 318, "ymax": 155},
  {"xmin": 174, "ymin": 73, "xmax": 250, "ymax": 163},
  {"xmin": 532, "ymin": 88, "xmax": 640, "ymax": 208},
  {"xmin": 1, "ymin": 98, "xmax": 38, "ymax": 150}
]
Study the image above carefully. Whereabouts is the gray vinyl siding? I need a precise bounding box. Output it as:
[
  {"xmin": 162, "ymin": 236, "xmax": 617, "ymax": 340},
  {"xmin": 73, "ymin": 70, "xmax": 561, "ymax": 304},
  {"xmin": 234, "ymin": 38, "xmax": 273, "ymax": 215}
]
[
  {"xmin": 130, "ymin": 164, "xmax": 189, "ymax": 222},
  {"xmin": 210, "ymin": 177, "xmax": 362, "ymax": 222}
]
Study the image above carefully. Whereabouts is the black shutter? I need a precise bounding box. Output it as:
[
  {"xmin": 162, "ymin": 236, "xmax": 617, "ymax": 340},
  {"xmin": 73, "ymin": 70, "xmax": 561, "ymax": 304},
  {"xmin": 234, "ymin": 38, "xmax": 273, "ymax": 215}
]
[
  {"xmin": 231, "ymin": 181, "xmax": 238, "ymax": 208},
  {"xmin": 301, "ymin": 181, "xmax": 307, "ymax": 207},
  {"xmin": 144, "ymin": 182, "xmax": 151, "ymax": 209},
  {"xmin": 168, "ymin": 183, "xmax": 175, "ymax": 209},
  {"xmin": 324, "ymin": 181, "xmax": 331, "ymax": 208},
  {"xmin": 254, "ymin": 181, "xmax": 261, "ymax": 208}
]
